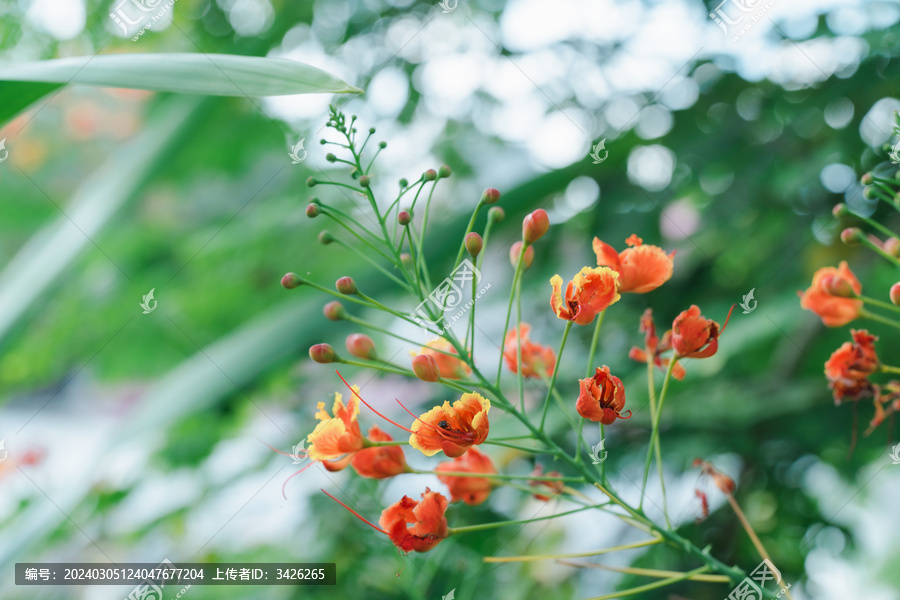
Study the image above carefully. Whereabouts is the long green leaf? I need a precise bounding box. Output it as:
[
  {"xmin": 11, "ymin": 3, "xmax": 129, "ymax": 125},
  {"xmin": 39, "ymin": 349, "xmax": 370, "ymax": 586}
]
[{"xmin": 0, "ymin": 53, "xmax": 362, "ymax": 97}]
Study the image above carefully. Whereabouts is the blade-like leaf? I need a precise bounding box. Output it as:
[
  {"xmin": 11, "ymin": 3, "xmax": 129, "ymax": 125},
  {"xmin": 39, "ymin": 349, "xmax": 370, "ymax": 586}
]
[{"xmin": 0, "ymin": 53, "xmax": 362, "ymax": 97}]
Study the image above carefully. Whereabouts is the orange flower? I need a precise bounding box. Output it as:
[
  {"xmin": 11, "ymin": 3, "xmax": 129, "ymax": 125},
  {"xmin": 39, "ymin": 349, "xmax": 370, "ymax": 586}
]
[
  {"xmin": 824, "ymin": 329, "xmax": 879, "ymax": 404},
  {"xmin": 414, "ymin": 339, "xmax": 471, "ymax": 380},
  {"xmin": 550, "ymin": 267, "xmax": 620, "ymax": 326},
  {"xmin": 307, "ymin": 387, "xmax": 366, "ymax": 471},
  {"xmin": 409, "ymin": 393, "xmax": 491, "ymax": 457},
  {"xmin": 628, "ymin": 309, "xmax": 686, "ymax": 380},
  {"xmin": 378, "ymin": 488, "xmax": 449, "ymax": 553},
  {"xmin": 799, "ymin": 261, "xmax": 863, "ymax": 327},
  {"xmin": 576, "ymin": 366, "xmax": 630, "ymax": 425},
  {"xmin": 592, "ymin": 234, "xmax": 675, "ymax": 293},
  {"xmin": 435, "ymin": 447, "xmax": 497, "ymax": 505},
  {"xmin": 528, "ymin": 465, "xmax": 565, "ymax": 502},
  {"xmin": 671, "ymin": 305, "xmax": 729, "ymax": 359},
  {"xmin": 351, "ymin": 425, "xmax": 409, "ymax": 479},
  {"xmin": 503, "ymin": 323, "xmax": 556, "ymax": 378}
]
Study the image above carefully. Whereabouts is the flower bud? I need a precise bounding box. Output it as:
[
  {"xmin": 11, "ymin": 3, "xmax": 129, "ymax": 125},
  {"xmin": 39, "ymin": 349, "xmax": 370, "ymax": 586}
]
[
  {"xmin": 319, "ymin": 230, "xmax": 335, "ymax": 245},
  {"xmin": 398, "ymin": 211, "xmax": 412, "ymax": 226},
  {"xmin": 465, "ymin": 232, "xmax": 483, "ymax": 258},
  {"xmin": 346, "ymin": 333, "xmax": 377, "ymax": 360},
  {"xmin": 832, "ymin": 203, "xmax": 850, "ymax": 218},
  {"xmin": 864, "ymin": 186, "xmax": 877, "ymax": 199},
  {"xmin": 326, "ymin": 153, "xmax": 337, "ymax": 163},
  {"xmin": 306, "ymin": 203, "xmax": 321, "ymax": 218},
  {"xmin": 323, "ymin": 301, "xmax": 345, "ymax": 321},
  {"xmin": 400, "ymin": 253, "xmax": 413, "ymax": 268},
  {"xmin": 368, "ymin": 127, "xmax": 376, "ymax": 134},
  {"xmin": 510, "ymin": 241, "xmax": 534, "ymax": 269},
  {"xmin": 399, "ymin": 178, "xmax": 409, "ymax": 188},
  {"xmin": 522, "ymin": 209, "xmax": 550, "ymax": 244},
  {"xmin": 281, "ymin": 272, "xmax": 302, "ymax": 289},
  {"xmin": 840, "ymin": 227, "xmax": 864, "ymax": 246},
  {"xmin": 378, "ymin": 141, "xmax": 387, "ymax": 149},
  {"xmin": 424, "ymin": 169, "xmax": 437, "ymax": 181},
  {"xmin": 359, "ymin": 175, "xmax": 371, "ymax": 188},
  {"xmin": 336, "ymin": 276, "xmax": 358, "ymax": 295},
  {"xmin": 820, "ymin": 274, "xmax": 856, "ymax": 298},
  {"xmin": 861, "ymin": 172, "xmax": 873, "ymax": 186},
  {"xmin": 319, "ymin": 138, "xmax": 327, "ymax": 145},
  {"xmin": 307, "ymin": 177, "xmax": 318, "ymax": 187},
  {"xmin": 309, "ymin": 343, "xmax": 338, "ymax": 363},
  {"xmin": 481, "ymin": 187, "xmax": 501, "ymax": 205},
  {"xmin": 412, "ymin": 354, "xmax": 441, "ymax": 382},
  {"xmin": 884, "ymin": 237, "xmax": 900, "ymax": 257},
  {"xmin": 488, "ymin": 206, "xmax": 505, "ymax": 224},
  {"xmin": 438, "ymin": 164, "xmax": 452, "ymax": 179},
  {"xmin": 891, "ymin": 282, "xmax": 900, "ymax": 306}
]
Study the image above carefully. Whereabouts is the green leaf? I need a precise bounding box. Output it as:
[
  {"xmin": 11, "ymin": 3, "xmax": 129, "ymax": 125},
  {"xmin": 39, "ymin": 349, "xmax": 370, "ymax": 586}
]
[
  {"xmin": 0, "ymin": 53, "xmax": 363, "ymax": 97},
  {"xmin": 0, "ymin": 81, "xmax": 61, "ymax": 126}
]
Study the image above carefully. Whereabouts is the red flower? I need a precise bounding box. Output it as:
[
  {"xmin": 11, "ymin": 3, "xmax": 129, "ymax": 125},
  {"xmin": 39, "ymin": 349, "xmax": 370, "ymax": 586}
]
[
  {"xmin": 824, "ymin": 329, "xmax": 879, "ymax": 404},
  {"xmin": 592, "ymin": 234, "xmax": 675, "ymax": 293},
  {"xmin": 503, "ymin": 323, "xmax": 556, "ymax": 378},
  {"xmin": 351, "ymin": 426, "xmax": 409, "ymax": 479},
  {"xmin": 409, "ymin": 393, "xmax": 491, "ymax": 458},
  {"xmin": 798, "ymin": 261, "xmax": 863, "ymax": 327},
  {"xmin": 671, "ymin": 305, "xmax": 729, "ymax": 359},
  {"xmin": 378, "ymin": 488, "xmax": 449, "ymax": 553},
  {"xmin": 435, "ymin": 447, "xmax": 496, "ymax": 505},
  {"xmin": 576, "ymin": 366, "xmax": 630, "ymax": 425},
  {"xmin": 528, "ymin": 465, "xmax": 565, "ymax": 502},
  {"xmin": 550, "ymin": 267, "xmax": 620, "ymax": 325},
  {"xmin": 627, "ymin": 309, "xmax": 686, "ymax": 380}
]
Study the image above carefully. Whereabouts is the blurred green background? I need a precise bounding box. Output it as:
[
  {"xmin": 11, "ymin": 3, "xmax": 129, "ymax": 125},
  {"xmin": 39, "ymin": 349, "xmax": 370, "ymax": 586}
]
[{"xmin": 2, "ymin": 0, "xmax": 900, "ymax": 598}]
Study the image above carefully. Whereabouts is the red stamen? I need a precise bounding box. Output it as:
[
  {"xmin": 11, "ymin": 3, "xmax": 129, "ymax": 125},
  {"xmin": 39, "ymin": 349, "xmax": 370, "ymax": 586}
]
[
  {"xmin": 259, "ymin": 439, "xmax": 306, "ymax": 459},
  {"xmin": 281, "ymin": 461, "xmax": 315, "ymax": 499},
  {"xmin": 719, "ymin": 304, "xmax": 736, "ymax": 335},
  {"xmin": 335, "ymin": 370, "xmax": 415, "ymax": 434},
  {"xmin": 321, "ymin": 489, "xmax": 387, "ymax": 534}
]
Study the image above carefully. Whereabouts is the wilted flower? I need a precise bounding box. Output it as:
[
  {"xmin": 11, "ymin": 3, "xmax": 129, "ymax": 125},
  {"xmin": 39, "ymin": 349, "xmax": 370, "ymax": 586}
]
[
  {"xmin": 824, "ymin": 329, "xmax": 879, "ymax": 404},
  {"xmin": 576, "ymin": 366, "xmax": 630, "ymax": 425},
  {"xmin": 628, "ymin": 309, "xmax": 686, "ymax": 380},
  {"xmin": 529, "ymin": 465, "xmax": 565, "ymax": 502}
]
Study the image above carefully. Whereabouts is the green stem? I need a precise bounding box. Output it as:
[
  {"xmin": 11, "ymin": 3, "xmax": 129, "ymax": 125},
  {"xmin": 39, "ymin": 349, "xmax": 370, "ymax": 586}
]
[
  {"xmin": 640, "ymin": 356, "xmax": 676, "ymax": 525},
  {"xmin": 858, "ymin": 235, "xmax": 900, "ymax": 268},
  {"xmin": 412, "ymin": 469, "xmax": 584, "ymax": 483},
  {"xmin": 447, "ymin": 504, "xmax": 600, "ymax": 535},
  {"xmin": 540, "ymin": 321, "xmax": 573, "ymax": 432},
  {"xmin": 334, "ymin": 240, "xmax": 411, "ymax": 291},
  {"xmin": 581, "ymin": 309, "xmax": 606, "ymax": 470},
  {"xmin": 881, "ymin": 364, "xmax": 900, "ymax": 374},
  {"xmin": 484, "ymin": 537, "xmax": 662, "ymax": 563},
  {"xmin": 859, "ymin": 294, "xmax": 900, "ymax": 315},
  {"xmin": 850, "ymin": 210, "xmax": 899, "ymax": 239},
  {"xmin": 483, "ymin": 440, "xmax": 557, "ymax": 454},
  {"xmin": 496, "ymin": 243, "xmax": 527, "ymax": 386},
  {"xmin": 580, "ymin": 566, "xmax": 711, "ymax": 600},
  {"xmin": 515, "ymin": 274, "xmax": 526, "ymax": 414},
  {"xmin": 860, "ymin": 308, "xmax": 900, "ymax": 330}
]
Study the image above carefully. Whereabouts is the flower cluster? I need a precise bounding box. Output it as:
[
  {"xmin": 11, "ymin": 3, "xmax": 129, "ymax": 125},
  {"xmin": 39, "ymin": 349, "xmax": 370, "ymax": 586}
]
[
  {"xmin": 273, "ymin": 108, "xmax": 759, "ymax": 592},
  {"xmin": 804, "ymin": 123, "xmax": 900, "ymax": 435}
]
